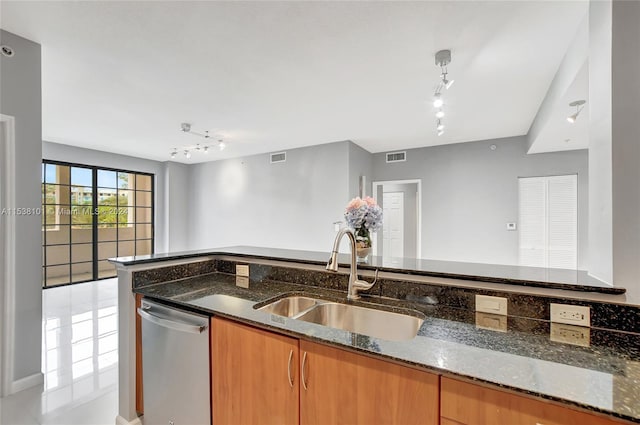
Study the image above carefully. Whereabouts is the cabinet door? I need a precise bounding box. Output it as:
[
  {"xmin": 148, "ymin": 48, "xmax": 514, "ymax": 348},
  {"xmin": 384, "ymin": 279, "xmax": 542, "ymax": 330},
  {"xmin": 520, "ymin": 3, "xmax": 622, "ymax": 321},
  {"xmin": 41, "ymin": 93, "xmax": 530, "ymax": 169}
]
[
  {"xmin": 300, "ymin": 340, "xmax": 439, "ymax": 425},
  {"xmin": 441, "ymin": 377, "xmax": 627, "ymax": 425},
  {"xmin": 211, "ymin": 318, "xmax": 299, "ymax": 425}
]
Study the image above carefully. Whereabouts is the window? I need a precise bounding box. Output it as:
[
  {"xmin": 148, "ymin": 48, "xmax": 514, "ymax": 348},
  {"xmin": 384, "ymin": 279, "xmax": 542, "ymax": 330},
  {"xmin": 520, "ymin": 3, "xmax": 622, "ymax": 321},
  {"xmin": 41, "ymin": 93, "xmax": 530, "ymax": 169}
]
[
  {"xmin": 518, "ymin": 175, "xmax": 577, "ymax": 269},
  {"xmin": 42, "ymin": 161, "xmax": 154, "ymax": 287}
]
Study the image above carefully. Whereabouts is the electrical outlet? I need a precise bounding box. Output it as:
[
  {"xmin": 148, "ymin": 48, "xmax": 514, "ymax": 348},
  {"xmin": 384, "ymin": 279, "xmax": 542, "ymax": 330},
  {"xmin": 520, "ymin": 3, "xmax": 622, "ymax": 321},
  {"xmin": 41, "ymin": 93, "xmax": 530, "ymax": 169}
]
[
  {"xmin": 550, "ymin": 323, "xmax": 590, "ymax": 347},
  {"xmin": 475, "ymin": 312, "xmax": 507, "ymax": 332},
  {"xmin": 235, "ymin": 276, "xmax": 249, "ymax": 288},
  {"xmin": 550, "ymin": 303, "xmax": 590, "ymax": 327},
  {"xmin": 475, "ymin": 295, "xmax": 508, "ymax": 316},
  {"xmin": 236, "ymin": 264, "xmax": 249, "ymax": 277}
]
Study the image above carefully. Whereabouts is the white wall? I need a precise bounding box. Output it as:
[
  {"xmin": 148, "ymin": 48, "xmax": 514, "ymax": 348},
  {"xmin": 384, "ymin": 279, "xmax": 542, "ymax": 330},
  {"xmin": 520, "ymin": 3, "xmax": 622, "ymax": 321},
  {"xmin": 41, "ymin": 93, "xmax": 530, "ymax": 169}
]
[
  {"xmin": 348, "ymin": 142, "xmax": 373, "ymax": 199},
  {"xmin": 587, "ymin": 0, "xmax": 614, "ymax": 284},
  {"xmin": 188, "ymin": 141, "xmax": 350, "ymax": 252},
  {"xmin": 164, "ymin": 161, "xmax": 190, "ymax": 252},
  {"xmin": 0, "ymin": 30, "xmax": 43, "ymax": 388},
  {"xmin": 611, "ymin": 0, "xmax": 640, "ymax": 301},
  {"xmin": 372, "ymin": 136, "xmax": 589, "ymax": 268}
]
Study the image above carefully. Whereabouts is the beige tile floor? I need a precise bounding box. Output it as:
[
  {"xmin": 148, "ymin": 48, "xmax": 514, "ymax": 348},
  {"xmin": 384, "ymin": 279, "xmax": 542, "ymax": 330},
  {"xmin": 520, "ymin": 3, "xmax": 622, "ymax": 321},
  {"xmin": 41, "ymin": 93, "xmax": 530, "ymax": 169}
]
[{"xmin": 0, "ymin": 279, "xmax": 118, "ymax": 425}]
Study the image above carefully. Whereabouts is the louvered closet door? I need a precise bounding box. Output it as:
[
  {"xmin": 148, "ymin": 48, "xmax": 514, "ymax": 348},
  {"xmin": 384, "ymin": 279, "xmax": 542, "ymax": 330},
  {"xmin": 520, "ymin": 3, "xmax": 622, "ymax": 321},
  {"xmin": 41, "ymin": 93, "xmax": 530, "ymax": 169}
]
[{"xmin": 518, "ymin": 175, "xmax": 577, "ymax": 269}]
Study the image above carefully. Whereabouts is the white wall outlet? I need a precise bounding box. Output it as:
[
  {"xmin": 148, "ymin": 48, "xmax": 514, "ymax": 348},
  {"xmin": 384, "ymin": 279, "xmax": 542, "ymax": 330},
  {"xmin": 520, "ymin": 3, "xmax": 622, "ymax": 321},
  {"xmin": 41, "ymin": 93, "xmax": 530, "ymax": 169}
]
[
  {"xmin": 550, "ymin": 323, "xmax": 590, "ymax": 347},
  {"xmin": 236, "ymin": 264, "xmax": 249, "ymax": 277},
  {"xmin": 235, "ymin": 276, "xmax": 249, "ymax": 288},
  {"xmin": 550, "ymin": 303, "xmax": 590, "ymax": 327},
  {"xmin": 475, "ymin": 295, "xmax": 508, "ymax": 316},
  {"xmin": 506, "ymin": 222, "xmax": 517, "ymax": 231},
  {"xmin": 475, "ymin": 312, "xmax": 507, "ymax": 332}
]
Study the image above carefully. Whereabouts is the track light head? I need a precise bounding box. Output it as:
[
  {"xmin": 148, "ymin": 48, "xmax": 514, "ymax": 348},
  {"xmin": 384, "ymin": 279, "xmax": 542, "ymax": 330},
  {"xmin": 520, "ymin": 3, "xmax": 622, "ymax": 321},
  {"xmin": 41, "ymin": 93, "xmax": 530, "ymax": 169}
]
[
  {"xmin": 218, "ymin": 140, "xmax": 226, "ymax": 151},
  {"xmin": 170, "ymin": 150, "xmax": 177, "ymax": 159},
  {"xmin": 433, "ymin": 93, "xmax": 443, "ymax": 108},
  {"xmin": 436, "ymin": 120, "xmax": 444, "ymax": 131},
  {"xmin": 437, "ymin": 129, "xmax": 445, "ymax": 136},
  {"xmin": 181, "ymin": 123, "xmax": 191, "ymax": 132},
  {"xmin": 435, "ymin": 110, "xmax": 445, "ymax": 119},
  {"xmin": 567, "ymin": 100, "xmax": 586, "ymax": 124},
  {"xmin": 184, "ymin": 150, "xmax": 191, "ymax": 159}
]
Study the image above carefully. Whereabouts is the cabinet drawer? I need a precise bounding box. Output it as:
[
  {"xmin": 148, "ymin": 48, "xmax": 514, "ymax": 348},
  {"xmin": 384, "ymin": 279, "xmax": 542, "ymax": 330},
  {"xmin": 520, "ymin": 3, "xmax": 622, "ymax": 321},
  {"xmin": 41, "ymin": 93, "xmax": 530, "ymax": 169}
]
[{"xmin": 441, "ymin": 377, "xmax": 627, "ymax": 425}]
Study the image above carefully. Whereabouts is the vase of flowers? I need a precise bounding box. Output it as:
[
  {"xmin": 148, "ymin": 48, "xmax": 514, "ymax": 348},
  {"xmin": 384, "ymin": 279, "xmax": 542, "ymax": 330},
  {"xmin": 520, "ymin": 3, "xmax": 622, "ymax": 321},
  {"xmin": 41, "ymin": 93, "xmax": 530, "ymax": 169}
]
[{"xmin": 344, "ymin": 196, "xmax": 383, "ymax": 262}]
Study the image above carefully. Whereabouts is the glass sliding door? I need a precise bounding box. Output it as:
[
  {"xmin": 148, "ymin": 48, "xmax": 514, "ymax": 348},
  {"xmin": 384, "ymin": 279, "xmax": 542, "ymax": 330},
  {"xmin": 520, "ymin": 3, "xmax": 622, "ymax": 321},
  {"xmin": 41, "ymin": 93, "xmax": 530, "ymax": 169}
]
[{"xmin": 42, "ymin": 161, "xmax": 154, "ymax": 288}]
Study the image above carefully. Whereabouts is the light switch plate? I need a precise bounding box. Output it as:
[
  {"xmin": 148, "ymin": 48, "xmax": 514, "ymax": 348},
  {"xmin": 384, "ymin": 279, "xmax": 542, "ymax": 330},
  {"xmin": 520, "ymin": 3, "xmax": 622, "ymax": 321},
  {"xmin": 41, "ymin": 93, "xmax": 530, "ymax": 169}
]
[
  {"xmin": 475, "ymin": 295, "xmax": 508, "ymax": 316},
  {"xmin": 236, "ymin": 264, "xmax": 249, "ymax": 277},
  {"xmin": 550, "ymin": 323, "xmax": 590, "ymax": 347},
  {"xmin": 550, "ymin": 303, "xmax": 590, "ymax": 327},
  {"xmin": 475, "ymin": 312, "xmax": 507, "ymax": 332}
]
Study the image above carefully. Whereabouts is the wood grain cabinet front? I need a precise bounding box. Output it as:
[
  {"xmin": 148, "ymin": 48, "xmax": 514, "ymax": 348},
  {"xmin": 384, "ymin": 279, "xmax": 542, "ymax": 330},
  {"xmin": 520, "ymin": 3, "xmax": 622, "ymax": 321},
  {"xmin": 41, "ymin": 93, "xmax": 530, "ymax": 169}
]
[
  {"xmin": 441, "ymin": 377, "xmax": 629, "ymax": 425},
  {"xmin": 211, "ymin": 317, "xmax": 299, "ymax": 425},
  {"xmin": 299, "ymin": 340, "xmax": 439, "ymax": 425}
]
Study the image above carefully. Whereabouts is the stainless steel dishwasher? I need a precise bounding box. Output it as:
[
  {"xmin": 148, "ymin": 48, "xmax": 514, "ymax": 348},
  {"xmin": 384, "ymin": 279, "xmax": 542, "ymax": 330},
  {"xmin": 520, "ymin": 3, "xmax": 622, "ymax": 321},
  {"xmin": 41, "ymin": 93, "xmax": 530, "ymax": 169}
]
[{"xmin": 138, "ymin": 299, "xmax": 211, "ymax": 425}]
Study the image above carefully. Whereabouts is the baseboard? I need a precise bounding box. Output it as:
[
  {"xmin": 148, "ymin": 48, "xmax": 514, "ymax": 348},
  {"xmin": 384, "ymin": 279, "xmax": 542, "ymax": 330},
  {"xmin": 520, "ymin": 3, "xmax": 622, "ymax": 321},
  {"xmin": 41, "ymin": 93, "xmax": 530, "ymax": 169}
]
[
  {"xmin": 10, "ymin": 372, "xmax": 43, "ymax": 394},
  {"xmin": 115, "ymin": 415, "xmax": 143, "ymax": 425}
]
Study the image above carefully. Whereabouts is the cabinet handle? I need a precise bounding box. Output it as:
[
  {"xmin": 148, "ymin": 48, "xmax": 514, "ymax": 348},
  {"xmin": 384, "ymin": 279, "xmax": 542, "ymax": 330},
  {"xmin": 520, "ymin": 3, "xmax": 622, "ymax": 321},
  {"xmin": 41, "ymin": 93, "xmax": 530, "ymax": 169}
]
[
  {"xmin": 287, "ymin": 349, "xmax": 294, "ymax": 388},
  {"xmin": 301, "ymin": 351, "xmax": 308, "ymax": 390}
]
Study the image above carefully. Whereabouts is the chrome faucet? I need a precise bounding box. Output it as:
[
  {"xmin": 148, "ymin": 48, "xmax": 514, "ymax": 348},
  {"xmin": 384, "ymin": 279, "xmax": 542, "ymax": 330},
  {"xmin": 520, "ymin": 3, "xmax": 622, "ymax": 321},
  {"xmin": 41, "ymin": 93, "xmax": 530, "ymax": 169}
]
[{"xmin": 326, "ymin": 228, "xmax": 378, "ymax": 301}]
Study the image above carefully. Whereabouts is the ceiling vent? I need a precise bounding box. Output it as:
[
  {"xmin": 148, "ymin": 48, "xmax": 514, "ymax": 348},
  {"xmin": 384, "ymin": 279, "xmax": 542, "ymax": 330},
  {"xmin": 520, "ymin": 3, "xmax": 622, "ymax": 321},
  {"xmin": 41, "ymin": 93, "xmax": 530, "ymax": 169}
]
[
  {"xmin": 270, "ymin": 152, "xmax": 286, "ymax": 164},
  {"xmin": 386, "ymin": 151, "xmax": 406, "ymax": 163}
]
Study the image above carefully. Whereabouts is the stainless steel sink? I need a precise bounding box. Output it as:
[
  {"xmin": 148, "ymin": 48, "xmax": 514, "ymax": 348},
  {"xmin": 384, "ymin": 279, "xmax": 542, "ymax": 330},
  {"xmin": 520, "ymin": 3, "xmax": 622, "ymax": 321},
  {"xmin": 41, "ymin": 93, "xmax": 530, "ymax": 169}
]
[
  {"xmin": 256, "ymin": 296, "xmax": 320, "ymax": 317},
  {"xmin": 296, "ymin": 302, "xmax": 423, "ymax": 341},
  {"xmin": 256, "ymin": 295, "xmax": 424, "ymax": 341}
]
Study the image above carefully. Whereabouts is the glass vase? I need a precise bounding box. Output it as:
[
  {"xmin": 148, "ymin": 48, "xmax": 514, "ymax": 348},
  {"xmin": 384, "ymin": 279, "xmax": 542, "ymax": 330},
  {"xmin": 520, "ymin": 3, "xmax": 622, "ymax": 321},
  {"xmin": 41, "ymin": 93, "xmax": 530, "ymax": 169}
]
[{"xmin": 354, "ymin": 227, "xmax": 372, "ymax": 262}]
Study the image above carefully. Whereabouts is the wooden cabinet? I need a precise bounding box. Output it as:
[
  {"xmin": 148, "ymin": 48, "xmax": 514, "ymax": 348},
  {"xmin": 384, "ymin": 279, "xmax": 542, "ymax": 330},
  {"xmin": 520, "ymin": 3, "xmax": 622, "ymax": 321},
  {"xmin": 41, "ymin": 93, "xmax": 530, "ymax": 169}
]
[
  {"xmin": 211, "ymin": 317, "xmax": 299, "ymax": 425},
  {"xmin": 441, "ymin": 377, "xmax": 628, "ymax": 425},
  {"xmin": 299, "ymin": 340, "xmax": 439, "ymax": 425}
]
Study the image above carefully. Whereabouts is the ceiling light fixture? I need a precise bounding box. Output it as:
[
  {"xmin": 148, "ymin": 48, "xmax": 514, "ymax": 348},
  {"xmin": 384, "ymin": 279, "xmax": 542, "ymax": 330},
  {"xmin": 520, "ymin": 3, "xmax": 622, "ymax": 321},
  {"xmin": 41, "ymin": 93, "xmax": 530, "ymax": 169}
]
[
  {"xmin": 435, "ymin": 49, "xmax": 454, "ymax": 90},
  {"xmin": 437, "ymin": 129, "xmax": 445, "ymax": 136},
  {"xmin": 435, "ymin": 109, "xmax": 445, "ymax": 119},
  {"xmin": 433, "ymin": 92, "xmax": 444, "ymax": 108},
  {"xmin": 566, "ymin": 100, "xmax": 586, "ymax": 124},
  {"xmin": 436, "ymin": 120, "xmax": 444, "ymax": 131},
  {"xmin": 172, "ymin": 122, "xmax": 228, "ymax": 158}
]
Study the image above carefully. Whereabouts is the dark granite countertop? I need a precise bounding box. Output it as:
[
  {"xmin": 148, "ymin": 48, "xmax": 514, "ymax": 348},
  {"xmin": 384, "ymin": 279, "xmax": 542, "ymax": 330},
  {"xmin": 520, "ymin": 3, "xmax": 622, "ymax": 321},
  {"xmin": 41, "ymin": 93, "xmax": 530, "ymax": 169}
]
[
  {"xmin": 111, "ymin": 245, "xmax": 625, "ymax": 294},
  {"xmin": 134, "ymin": 272, "xmax": 640, "ymax": 423}
]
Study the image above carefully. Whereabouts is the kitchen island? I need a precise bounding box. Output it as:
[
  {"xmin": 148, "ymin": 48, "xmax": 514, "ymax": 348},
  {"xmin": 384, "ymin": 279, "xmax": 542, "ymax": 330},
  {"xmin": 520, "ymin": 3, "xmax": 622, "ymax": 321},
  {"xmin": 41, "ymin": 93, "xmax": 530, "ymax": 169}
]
[{"xmin": 111, "ymin": 248, "xmax": 640, "ymax": 425}]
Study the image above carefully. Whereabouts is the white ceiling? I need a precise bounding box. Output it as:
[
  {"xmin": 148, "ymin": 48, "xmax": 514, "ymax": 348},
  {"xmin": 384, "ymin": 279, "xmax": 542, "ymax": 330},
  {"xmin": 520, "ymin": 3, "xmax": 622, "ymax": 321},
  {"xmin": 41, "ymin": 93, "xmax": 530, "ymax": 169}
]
[{"xmin": 1, "ymin": 1, "xmax": 587, "ymax": 163}]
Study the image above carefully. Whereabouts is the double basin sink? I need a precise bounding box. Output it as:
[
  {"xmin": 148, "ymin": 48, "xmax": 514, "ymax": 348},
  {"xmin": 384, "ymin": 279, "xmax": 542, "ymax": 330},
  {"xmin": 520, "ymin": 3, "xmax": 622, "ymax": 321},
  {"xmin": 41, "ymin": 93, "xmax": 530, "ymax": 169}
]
[{"xmin": 256, "ymin": 295, "xmax": 424, "ymax": 341}]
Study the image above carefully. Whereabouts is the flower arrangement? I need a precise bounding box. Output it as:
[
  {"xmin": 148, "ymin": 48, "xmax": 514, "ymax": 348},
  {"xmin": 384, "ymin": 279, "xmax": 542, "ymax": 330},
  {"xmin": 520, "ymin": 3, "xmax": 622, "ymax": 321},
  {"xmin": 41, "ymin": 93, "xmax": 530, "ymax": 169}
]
[
  {"xmin": 344, "ymin": 196, "xmax": 383, "ymax": 232},
  {"xmin": 344, "ymin": 196, "xmax": 383, "ymax": 260}
]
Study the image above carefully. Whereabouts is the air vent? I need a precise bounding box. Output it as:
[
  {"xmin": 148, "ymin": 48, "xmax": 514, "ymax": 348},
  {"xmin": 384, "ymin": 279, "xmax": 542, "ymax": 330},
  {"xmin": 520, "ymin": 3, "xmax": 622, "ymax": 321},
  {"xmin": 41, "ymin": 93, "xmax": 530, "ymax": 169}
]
[
  {"xmin": 386, "ymin": 151, "xmax": 406, "ymax": 163},
  {"xmin": 270, "ymin": 152, "xmax": 286, "ymax": 163}
]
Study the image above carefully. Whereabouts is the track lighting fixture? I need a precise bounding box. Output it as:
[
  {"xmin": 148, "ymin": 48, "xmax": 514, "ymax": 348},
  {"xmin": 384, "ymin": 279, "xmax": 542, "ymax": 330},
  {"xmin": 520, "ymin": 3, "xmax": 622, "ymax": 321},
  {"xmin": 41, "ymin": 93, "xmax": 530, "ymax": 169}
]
[
  {"xmin": 432, "ymin": 49, "xmax": 454, "ymax": 136},
  {"xmin": 435, "ymin": 49, "xmax": 454, "ymax": 90},
  {"xmin": 171, "ymin": 122, "xmax": 229, "ymax": 158},
  {"xmin": 433, "ymin": 93, "xmax": 444, "ymax": 108},
  {"xmin": 566, "ymin": 100, "xmax": 586, "ymax": 124}
]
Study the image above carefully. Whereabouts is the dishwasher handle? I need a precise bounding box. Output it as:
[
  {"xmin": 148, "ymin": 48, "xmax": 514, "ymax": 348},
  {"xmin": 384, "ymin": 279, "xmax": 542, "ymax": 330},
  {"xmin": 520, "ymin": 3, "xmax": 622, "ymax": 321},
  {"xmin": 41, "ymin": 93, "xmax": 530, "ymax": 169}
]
[{"xmin": 138, "ymin": 308, "xmax": 207, "ymax": 334}]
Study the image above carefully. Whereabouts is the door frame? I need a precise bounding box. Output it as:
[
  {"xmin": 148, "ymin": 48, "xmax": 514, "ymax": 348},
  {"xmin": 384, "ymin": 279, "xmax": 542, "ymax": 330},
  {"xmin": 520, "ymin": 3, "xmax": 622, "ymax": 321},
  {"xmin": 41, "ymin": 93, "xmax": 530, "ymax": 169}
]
[
  {"xmin": 372, "ymin": 179, "xmax": 422, "ymax": 259},
  {"xmin": 0, "ymin": 114, "xmax": 16, "ymax": 396}
]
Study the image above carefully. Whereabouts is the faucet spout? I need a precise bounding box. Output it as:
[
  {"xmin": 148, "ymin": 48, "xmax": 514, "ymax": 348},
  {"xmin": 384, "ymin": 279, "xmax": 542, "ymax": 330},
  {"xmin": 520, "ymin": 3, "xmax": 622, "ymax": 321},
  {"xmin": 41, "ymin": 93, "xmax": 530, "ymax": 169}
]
[{"xmin": 326, "ymin": 228, "xmax": 378, "ymax": 300}]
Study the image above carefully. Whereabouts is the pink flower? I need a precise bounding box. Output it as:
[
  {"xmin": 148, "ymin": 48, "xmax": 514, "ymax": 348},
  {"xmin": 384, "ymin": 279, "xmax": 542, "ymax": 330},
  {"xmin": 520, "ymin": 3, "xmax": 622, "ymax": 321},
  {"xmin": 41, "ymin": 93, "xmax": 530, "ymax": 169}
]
[
  {"xmin": 363, "ymin": 196, "xmax": 377, "ymax": 207},
  {"xmin": 345, "ymin": 197, "xmax": 366, "ymax": 212}
]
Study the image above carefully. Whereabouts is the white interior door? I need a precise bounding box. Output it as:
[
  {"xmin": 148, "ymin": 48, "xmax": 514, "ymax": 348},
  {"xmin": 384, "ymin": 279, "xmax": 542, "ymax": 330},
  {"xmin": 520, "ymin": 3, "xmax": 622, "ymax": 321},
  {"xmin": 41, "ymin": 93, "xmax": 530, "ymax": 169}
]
[
  {"xmin": 519, "ymin": 175, "xmax": 577, "ymax": 269},
  {"xmin": 382, "ymin": 192, "xmax": 404, "ymax": 259}
]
